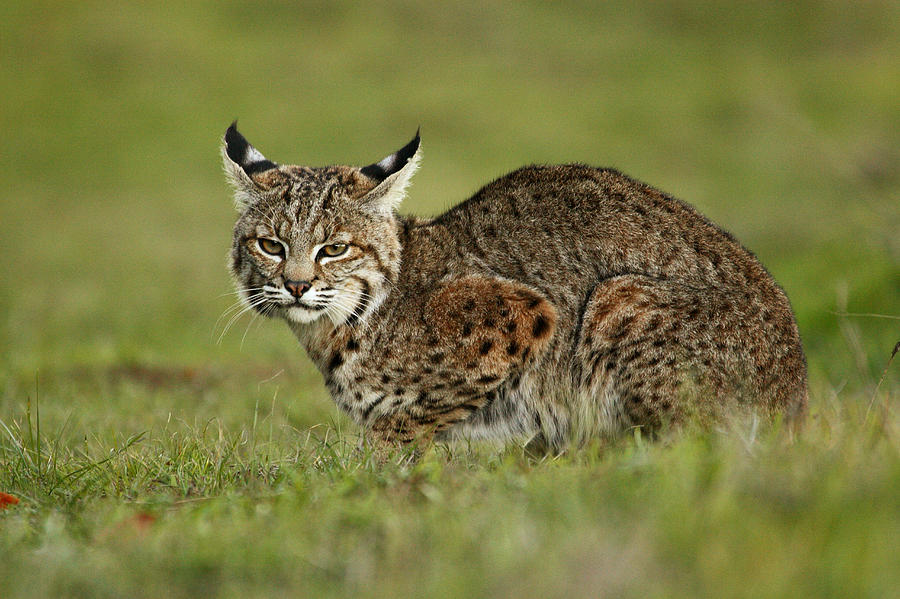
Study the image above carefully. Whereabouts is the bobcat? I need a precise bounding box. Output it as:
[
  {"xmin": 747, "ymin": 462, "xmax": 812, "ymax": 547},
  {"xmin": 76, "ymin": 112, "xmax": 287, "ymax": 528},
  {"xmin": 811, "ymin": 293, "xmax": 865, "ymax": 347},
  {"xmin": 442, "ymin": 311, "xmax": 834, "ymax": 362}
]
[{"xmin": 223, "ymin": 124, "xmax": 807, "ymax": 451}]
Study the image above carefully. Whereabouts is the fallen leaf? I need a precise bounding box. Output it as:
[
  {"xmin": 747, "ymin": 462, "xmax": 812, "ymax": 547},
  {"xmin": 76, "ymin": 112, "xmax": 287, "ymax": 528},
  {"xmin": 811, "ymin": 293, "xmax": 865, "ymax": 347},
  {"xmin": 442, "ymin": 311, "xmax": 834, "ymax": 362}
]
[
  {"xmin": 130, "ymin": 511, "xmax": 157, "ymax": 531},
  {"xmin": 0, "ymin": 492, "xmax": 20, "ymax": 508}
]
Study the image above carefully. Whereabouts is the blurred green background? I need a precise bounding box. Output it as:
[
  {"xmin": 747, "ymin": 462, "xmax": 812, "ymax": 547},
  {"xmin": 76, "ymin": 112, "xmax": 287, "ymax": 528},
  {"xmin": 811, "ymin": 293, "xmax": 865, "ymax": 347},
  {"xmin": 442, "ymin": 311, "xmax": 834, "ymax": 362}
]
[
  {"xmin": 2, "ymin": 0, "xmax": 898, "ymax": 427},
  {"xmin": 1, "ymin": 2, "xmax": 899, "ymax": 597}
]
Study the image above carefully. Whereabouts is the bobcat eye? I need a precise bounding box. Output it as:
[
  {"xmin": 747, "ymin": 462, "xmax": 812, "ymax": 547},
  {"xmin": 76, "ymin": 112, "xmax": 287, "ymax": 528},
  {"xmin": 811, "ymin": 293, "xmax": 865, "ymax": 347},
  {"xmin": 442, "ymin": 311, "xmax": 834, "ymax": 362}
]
[
  {"xmin": 257, "ymin": 238, "xmax": 285, "ymax": 257},
  {"xmin": 318, "ymin": 244, "xmax": 348, "ymax": 259}
]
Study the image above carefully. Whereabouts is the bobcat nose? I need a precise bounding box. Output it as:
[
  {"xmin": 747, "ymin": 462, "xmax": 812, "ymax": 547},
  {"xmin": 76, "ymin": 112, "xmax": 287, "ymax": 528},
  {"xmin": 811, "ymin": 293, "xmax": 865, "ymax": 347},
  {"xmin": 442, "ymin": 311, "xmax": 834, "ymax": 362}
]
[{"xmin": 284, "ymin": 279, "xmax": 311, "ymax": 297}]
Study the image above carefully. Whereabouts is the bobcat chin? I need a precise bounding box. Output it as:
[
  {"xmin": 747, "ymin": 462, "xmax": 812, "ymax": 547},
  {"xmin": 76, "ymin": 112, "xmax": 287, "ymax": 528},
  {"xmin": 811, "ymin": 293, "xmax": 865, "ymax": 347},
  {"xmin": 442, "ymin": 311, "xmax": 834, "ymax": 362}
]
[{"xmin": 224, "ymin": 124, "xmax": 807, "ymax": 451}]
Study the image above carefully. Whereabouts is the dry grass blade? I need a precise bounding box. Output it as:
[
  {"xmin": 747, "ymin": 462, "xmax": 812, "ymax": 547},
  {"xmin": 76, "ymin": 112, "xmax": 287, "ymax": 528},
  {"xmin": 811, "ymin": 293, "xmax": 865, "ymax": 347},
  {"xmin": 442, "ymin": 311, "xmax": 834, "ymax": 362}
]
[{"xmin": 865, "ymin": 340, "xmax": 900, "ymax": 424}]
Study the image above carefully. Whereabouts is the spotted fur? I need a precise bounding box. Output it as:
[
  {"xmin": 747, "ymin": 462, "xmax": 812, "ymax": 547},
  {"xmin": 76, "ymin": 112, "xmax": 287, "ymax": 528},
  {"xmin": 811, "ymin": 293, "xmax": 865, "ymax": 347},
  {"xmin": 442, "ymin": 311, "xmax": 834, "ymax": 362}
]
[{"xmin": 223, "ymin": 125, "xmax": 807, "ymax": 450}]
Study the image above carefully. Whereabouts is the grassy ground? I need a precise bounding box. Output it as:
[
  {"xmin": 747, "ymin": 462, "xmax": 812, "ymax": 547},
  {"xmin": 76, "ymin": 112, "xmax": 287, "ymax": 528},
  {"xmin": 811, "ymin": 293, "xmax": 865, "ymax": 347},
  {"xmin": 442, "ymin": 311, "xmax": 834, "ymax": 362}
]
[{"xmin": 1, "ymin": 1, "xmax": 898, "ymax": 597}]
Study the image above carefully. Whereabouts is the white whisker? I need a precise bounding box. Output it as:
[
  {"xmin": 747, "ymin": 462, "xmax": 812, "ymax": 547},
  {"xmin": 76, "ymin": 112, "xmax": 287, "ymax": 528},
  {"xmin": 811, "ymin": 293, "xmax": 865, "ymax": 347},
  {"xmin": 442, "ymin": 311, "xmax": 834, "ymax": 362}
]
[
  {"xmin": 240, "ymin": 310, "xmax": 261, "ymax": 350},
  {"xmin": 216, "ymin": 286, "xmax": 267, "ymax": 299},
  {"xmin": 216, "ymin": 294, "xmax": 271, "ymax": 344},
  {"xmin": 239, "ymin": 301, "xmax": 277, "ymax": 350},
  {"xmin": 213, "ymin": 298, "xmax": 254, "ymax": 337},
  {"xmin": 214, "ymin": 292, "xmax": 262, "ymax": 324},
  {"xmin": 325, "ymin": 291, "xmax": 375, "ymax": 332}
]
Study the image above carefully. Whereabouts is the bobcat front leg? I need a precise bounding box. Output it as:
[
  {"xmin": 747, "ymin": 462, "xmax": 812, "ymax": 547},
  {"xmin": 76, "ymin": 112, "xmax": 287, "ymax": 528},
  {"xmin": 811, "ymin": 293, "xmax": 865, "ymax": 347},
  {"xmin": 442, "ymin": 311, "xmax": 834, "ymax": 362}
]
[
  {"xmin": 365, "ymin": 275, "xmax": 558, "ymax": 447},
  {"xmin": 368, "ymin": 402, "xmax": 485, "ymax": 446}
]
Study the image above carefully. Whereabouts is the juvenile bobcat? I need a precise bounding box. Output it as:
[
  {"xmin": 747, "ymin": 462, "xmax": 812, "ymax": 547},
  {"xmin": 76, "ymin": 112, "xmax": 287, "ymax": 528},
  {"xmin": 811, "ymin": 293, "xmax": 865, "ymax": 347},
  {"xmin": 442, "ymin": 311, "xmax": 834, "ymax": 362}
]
[{"xmin": 224, "ymin": 124, "xmax": 807, "ymax": 451}]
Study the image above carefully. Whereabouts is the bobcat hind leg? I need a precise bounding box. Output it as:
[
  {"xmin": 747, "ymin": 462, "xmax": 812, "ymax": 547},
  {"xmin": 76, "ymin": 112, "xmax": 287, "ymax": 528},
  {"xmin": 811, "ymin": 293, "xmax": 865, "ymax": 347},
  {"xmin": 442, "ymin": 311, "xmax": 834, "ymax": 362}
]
[{"xmin": 575, "ymin": 275, "xmax": 779, "ymax": 436}]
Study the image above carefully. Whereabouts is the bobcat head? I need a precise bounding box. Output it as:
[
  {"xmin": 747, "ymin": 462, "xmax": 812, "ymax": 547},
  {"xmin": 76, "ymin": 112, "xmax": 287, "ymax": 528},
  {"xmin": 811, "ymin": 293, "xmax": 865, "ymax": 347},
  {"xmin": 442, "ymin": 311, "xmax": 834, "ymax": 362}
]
[{"xmin": 223, "ymin": 123, "xmax": 420, "ymax": 327}]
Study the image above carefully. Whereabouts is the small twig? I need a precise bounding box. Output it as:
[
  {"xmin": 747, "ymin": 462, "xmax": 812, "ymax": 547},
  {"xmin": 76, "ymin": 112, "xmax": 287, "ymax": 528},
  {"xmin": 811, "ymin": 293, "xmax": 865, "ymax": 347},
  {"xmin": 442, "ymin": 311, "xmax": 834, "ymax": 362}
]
[
  {"xmin": 865, "ymin": 341, "xmax": 900, "ymax": 423},
  {"xmin": 829, "ymin": 311, "xmax": 900, "ymax": 321},
  {"xmin": 257, "ymin": 369, "xmax": 284, "ymax": 388}
]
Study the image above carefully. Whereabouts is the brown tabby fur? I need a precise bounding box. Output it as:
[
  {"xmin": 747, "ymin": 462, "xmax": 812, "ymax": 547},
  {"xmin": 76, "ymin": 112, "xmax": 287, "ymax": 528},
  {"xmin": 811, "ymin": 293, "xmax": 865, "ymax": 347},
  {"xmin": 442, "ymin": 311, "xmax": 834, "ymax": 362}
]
[{"xmin": 223, "ymin": 125, "xmax": 807, "ymax": 451}]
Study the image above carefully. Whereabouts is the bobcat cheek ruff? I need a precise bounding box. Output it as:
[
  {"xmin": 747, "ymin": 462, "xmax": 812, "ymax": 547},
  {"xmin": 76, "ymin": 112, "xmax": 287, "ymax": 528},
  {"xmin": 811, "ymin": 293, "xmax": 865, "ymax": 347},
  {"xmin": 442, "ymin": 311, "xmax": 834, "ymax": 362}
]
[{"xmin": 224, "ymin": 125, "xmax": 807, "ymax": 449}]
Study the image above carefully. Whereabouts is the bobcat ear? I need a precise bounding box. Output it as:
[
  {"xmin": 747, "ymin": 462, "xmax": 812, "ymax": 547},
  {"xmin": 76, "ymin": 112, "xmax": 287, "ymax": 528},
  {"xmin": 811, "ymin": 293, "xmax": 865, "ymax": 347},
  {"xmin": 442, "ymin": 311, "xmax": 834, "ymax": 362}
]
[
  {"xmin": 359, "ymin": 130, "xmax": 421, "ymax": 213},
  {"xmin": 222, "ymin": 122, "xmax": 278, "ymax": 208}
]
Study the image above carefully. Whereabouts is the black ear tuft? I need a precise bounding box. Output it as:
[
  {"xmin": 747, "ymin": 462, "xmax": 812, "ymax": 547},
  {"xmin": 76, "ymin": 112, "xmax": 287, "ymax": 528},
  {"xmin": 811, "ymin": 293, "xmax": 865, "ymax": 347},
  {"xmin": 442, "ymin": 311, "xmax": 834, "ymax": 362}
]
[
  {"xmin": 360, "ymin": 129, "xmax": 421, "ymax": 182},
  {"xmin": 224, "ymin": 122, "xmax": 248, "ymax": 164},
  {"xmin": 224, "ymin": 122, "xmax": 277, "ymax": 175}
]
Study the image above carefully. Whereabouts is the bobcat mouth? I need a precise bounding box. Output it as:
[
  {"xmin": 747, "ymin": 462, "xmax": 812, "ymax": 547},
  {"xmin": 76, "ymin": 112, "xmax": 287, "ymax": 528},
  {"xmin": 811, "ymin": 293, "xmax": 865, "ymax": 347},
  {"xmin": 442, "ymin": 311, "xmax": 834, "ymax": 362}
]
[
  {"xmin": 285, "ymin": 303, "xmax": 326, "ymax": 324},
  {"xmin": 258, "ymin": 284, "xmax": 327, "ymax": 312},
  {"xmin": 293, "ymin": 298, "xmax": 326, "ymax": 311}
]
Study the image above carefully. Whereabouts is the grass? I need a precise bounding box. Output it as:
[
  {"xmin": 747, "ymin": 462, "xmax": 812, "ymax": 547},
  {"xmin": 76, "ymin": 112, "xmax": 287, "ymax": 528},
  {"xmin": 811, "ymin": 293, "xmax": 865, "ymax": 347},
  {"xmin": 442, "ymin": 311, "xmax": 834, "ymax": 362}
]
[
  {"xmin": 1, "ymin": 1, "xmax": 898, "ymax": 597},
  {"xmin": 2, "ymin": 384, "xmax": 898, "ymax": 598}
]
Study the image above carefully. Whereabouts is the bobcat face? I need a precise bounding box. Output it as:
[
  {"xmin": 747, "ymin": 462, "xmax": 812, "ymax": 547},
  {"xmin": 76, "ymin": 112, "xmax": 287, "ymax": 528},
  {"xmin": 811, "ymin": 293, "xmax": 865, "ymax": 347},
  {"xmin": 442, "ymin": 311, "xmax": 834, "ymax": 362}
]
[
  {"xmin": 224, "ymin": 124, "xmax": 419, "ymax": 327},
  {"xmin": 230, "ymin": 175, "xmax": 397, "ymax": 325}
]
